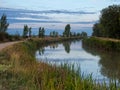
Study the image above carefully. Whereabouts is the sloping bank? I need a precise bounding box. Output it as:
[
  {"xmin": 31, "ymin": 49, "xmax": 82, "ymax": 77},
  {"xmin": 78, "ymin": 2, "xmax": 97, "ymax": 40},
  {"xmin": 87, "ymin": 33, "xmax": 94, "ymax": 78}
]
[
  {"xmin": 83, "ymin": 37, "xmax": 120, "ymax": 52},
  {"xmin": 0, "ymin": 37, "xmax": 118, "ymax": 90}
]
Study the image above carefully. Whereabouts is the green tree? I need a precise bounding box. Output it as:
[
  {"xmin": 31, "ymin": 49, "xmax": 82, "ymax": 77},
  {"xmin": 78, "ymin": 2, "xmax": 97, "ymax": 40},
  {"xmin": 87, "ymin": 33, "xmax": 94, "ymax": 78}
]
[
  {"xmin": 41, "ymin": 27, "xmax": 45, "ymax": 37},
  {"xmin": 39, "ymin": 27, "xmax": 45, "ymax": 38},
  {"xmin": 0, "ymin": 14, "xmax": 9, "ymax": 32},
  {"xmin": 92, "ymin": 5, "xmax": 120, "ymax": 39},
  {"xmin": 77, "ymin": 33, "xmax": 81, "ymax": 37},
  {"xmin": 92, "ymin": 23, "xmax": 102, "ymax": 37},
  {"xmin": 23, "ymin": 25, "xmax": 28, "ymax": 38},
  {"xmin": 50, "ymin": 32, "xmax": 53, "ymax": 37},
  {"xmin": 100, "ymin": 5, "xmax": 120, "ymax": 38},
  {"xmin": 63, "ymin": 24, "xmax": 71, "ymax": 37},
  {"xmin": 29, "ymin": 27, "xmax": 32, "ymax": 37},
  {"xmin": 39, "ymin": 27, "xmax": 42, "ymax": 37},
  {"xmin": 50, "ymin": 31, "xmax": 59, "ymax": 37},
  {"xmin": 55, "ymin": 32, "xmax": 58, "ymax": 37},
  {"xmin": 81, "ymin": 32, "xmax": 87, "ymax": 38}
]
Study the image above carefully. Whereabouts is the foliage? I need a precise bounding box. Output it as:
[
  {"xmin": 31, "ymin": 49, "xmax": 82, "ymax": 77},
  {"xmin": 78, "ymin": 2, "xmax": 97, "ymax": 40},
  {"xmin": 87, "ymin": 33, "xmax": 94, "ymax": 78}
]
[
  {"xmin": 23, "ymin": 25, "xmax": 32, "ymax": 38},
  {"xmin": 0, "ymin": 32, "xmax": 9, "ymax": 41},
  {"xmin": 81, "ymin": 32, "xmax": 87, "ymax": 38},
  {"xmin": 29, "ymin": 27, "xmax": 32, "ymax": 37},
  {"xmin": 92, "ymin": 5, "xmax": 120, "ymax": 39},
  {"xmin": 0, "ymin": 14, "xmax": 10, "ymax": 41},
  {"xmin": 39, "ymin": 27, "xmax": 45, "ymax": 38},
  {"xmin": 63, "ymin": 24, "xmax": 71, "ymax": 37},
  {"xmin": 0, "ymin": 14, "xmax": 9, "ymax": 33},
  {"xmin": 50, "ymin": 31, "xmax": 59, "ymax": 37}
]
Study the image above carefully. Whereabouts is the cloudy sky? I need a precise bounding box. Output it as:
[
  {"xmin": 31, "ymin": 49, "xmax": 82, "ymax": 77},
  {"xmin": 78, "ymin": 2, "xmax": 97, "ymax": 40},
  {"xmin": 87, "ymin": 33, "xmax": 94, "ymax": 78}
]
[{"xmin": 0, "ymin": 0, "xmax": 119, "ymax": 31}]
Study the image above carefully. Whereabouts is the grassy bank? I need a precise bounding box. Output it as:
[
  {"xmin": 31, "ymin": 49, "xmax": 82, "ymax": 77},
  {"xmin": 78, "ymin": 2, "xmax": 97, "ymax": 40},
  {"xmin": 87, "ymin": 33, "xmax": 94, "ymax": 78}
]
[
  {"xmin": 83, "ymin": 37, "xmax": 120, "ymax": 52},
  {"xmin": 0, "ymin": 37, "xmax": 119, "ymax": 90}
]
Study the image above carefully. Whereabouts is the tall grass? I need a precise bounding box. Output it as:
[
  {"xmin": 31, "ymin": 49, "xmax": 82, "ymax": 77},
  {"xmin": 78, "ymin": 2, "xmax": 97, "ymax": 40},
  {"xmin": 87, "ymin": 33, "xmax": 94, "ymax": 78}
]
[{"xmin": 0, "ymin": 37, "xmax": 119, "ymax": 90}]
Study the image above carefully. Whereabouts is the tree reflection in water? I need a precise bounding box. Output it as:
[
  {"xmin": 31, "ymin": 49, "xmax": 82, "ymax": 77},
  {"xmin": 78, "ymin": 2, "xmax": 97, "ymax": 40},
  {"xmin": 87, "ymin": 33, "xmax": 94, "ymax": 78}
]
[
  {"xmin": 38, "ymin": 47, "xmax": 45, "ymax": 55},
  {"xmin": 50, "ymin": 43, "xmax": 58, "ymax": 49},
  {"xmin": 63, "ymin": 41, "xmax": 71, "ymax": 53},
  {"xmin": 82, "ymin": 43, "xmax": 120, "ymax": 82}
]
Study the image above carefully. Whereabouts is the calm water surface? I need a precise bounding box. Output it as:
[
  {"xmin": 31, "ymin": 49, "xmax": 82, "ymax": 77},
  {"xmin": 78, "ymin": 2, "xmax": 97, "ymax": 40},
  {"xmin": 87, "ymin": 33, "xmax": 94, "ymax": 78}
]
[{"xmin": 36, "ymin": 40, "xmax": 120, "ymax": 84}]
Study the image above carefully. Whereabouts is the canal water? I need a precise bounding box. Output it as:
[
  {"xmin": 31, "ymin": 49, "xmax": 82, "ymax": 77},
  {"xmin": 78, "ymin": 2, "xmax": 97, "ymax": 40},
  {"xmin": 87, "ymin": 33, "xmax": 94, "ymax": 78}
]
[{"xmin": 36, "ymin": 40, "xmax": 120, "ymax": 84}]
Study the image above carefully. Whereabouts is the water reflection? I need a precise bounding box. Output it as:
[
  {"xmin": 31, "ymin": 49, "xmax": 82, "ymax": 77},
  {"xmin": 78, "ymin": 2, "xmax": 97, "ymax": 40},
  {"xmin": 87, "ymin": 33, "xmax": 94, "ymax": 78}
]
[
  {"xmin": 63, "ymin": 41, "xmax": 71, "ymax": 53},
  {"xmin": 36, "ymin": 40, "xmax": 101, "ymax": 82},
  {"xmin": 50, "ymin": 43, "xmax": 58, "ymax": 49},
  {"xmin": 82, "ymin": 43, "xmax": 120, "ymax": 82},
  {"xmin": 38, "ymin": 47, "xmax": 45, "ymax": 55}
]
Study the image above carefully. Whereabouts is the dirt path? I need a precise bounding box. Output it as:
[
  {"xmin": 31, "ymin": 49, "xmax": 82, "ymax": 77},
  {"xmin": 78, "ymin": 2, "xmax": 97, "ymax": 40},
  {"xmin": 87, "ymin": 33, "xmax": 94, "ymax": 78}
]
[{"xmin": 0, "ymin": 41, "xmax": 21, "ymax": 51}]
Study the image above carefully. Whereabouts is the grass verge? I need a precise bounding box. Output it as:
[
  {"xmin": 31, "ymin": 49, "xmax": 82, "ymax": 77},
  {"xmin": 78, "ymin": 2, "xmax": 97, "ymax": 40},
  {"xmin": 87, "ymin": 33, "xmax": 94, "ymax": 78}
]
[{"xmin": 83, "ymin": 37, "xmax": 120, "ymax": 52}]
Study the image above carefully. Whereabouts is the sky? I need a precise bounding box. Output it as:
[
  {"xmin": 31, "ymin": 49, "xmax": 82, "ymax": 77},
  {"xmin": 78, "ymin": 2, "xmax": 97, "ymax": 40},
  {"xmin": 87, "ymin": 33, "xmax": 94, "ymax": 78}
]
[{"xmin": 0, "ymin": 0, "xmax": 120, "ymax": 33}]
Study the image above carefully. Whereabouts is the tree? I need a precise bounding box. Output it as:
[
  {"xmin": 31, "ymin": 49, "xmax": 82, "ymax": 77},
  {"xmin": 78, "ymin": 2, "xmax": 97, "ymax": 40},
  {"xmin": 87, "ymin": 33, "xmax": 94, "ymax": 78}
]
[
  {"xmin": 39, "ymin": 27, "xmax": 42, "ymax": 38},
  {"xmin": 23, "ymin": 25, "xmax": 31, "ymax": 38},
  {"xmin": 50, "ymin": 32, "xmax": 53, "ymax": 37},
  {"xmin": 92, "ymin": 5, "xmax": 120, "ymax": 39},
  {"xmin": 50, "ymin": 31, "xmax": 59, "ymax": 37},
  {"xmin": 92, "ymin": 23, "xmax": 102, "ymax": 37},
  {"xmin": 77, "ymin": 33, "xmax": 81, "ymax": 37},
  {"xmin": 81, "ymin": 32, "xmax": 87, "ymax": 38},
  {"xmin": 100, "ymin": 5, "xmax": 120, "ymax": 38},
  {"xmin": 0, "ymin": 14, "xmax": 9, "ymax": 32},
  {"xmin": 29, "ymin": 27, "xmax": 32, "ymax": 37},
  {"xmin": 63, "ymin": 24, "xmax": 71, "ymax": 37},
  {"xmin": 41, "ymin": 27, "xmax": 45, "ymax": 37},
  {"xmin": 39, "ymin": 27, "xmax": 45, "ymax": 38}
]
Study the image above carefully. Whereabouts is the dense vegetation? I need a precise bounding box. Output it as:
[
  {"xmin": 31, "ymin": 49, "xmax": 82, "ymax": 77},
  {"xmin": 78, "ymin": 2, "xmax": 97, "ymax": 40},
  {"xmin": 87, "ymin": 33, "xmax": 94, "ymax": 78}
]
[
  {"xmin": 23, "ymin": 25, "xmax": 32, "ymax": 38},
  {"xmin": 0, "ymin": 14, "xmax": 21, "ymax": 42},
  {"xmin": 92, "ymin": 5, "xmax": 120, "ymax": 39},
  {"xmin": 0, "ymin": 14, "xmax": 9, "ymax": 41}
]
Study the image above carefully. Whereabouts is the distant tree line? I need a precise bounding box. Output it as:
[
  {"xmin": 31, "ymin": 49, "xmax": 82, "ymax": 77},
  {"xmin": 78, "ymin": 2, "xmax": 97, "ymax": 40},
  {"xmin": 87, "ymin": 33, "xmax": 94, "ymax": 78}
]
[
  {"xmin": 23, "ymin": 24, "xmax": 87, "ymax": 38},
  {"xmin": 92, "ymin": 5, "xmax": 120, "ymax": 39},
  {"xmin": 0, "ymin": 14, "xmax": 88, "ymax": 41}
]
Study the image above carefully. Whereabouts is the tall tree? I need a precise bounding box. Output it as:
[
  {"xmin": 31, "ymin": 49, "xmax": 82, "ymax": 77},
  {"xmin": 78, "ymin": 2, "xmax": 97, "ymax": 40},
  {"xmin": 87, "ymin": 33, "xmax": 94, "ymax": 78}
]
[
  {"xmin": 29, "ymin": 27, "xmax": 32, "ymax": 37},
  {"xmin": 81, "ymin": 32, "xmax": 87, "ymax": 38},
  {"xmin": 23, "ymin": 25, "xmax": 29, "ymax": 38},
  {"xmin": 39, "ymin": 27, "xmax": 45, "ymax": 38},
  {"xmin": 92, "ymin": 23, "xmax": 102, "ymax": 37},
  {"xmin": 0, "ymin": 14, "xmax": 9, "ymax": 32},
  {"xmin": 41, "ymin": 27, "xmax": 45, "ymax": 37},
  {"xmin": 39, "ymin": 27, "xmax": 42, "ymax": 38},
  {"xmin": 63, "ymin": 24, "xmax": 71, "ymax": 37}
]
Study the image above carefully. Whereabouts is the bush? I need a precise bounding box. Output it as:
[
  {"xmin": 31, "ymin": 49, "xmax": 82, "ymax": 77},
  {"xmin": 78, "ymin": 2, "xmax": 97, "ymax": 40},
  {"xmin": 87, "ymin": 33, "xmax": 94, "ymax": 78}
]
[{"xmin": 0, "ymin": 32, "xmax": 9, "ymax": 41}]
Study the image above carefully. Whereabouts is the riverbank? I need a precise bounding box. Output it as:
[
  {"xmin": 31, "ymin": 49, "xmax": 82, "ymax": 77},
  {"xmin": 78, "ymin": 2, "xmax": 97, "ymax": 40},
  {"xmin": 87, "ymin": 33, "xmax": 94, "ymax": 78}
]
[
  {"xmin": 0, "ymin": 37, "xmax": 118, "ymax": 90},
  {"xmin": 83, "ymin": 37, "xmax": 120, "ymax": 52}
]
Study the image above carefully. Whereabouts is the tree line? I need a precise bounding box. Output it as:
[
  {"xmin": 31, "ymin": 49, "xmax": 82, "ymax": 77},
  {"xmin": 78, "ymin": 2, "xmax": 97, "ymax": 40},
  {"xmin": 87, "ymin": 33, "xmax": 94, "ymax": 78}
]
[
  {"xmin": 23, "ymin": 24, "xmax": 87, "ymax": 38},
  {"xmin": 92, "ymin": 5, "xmax": 120, "ymax": 39},
  {"xmin": 0, "ymin": 14, "xmax": 87, "ymax": 41}
]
